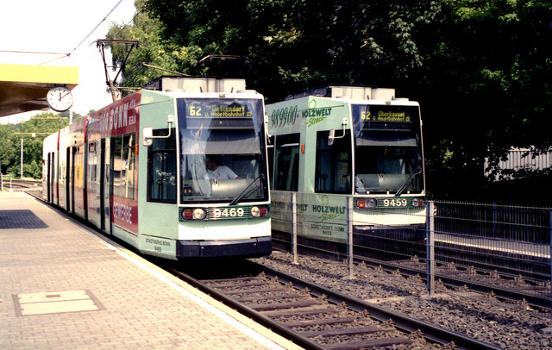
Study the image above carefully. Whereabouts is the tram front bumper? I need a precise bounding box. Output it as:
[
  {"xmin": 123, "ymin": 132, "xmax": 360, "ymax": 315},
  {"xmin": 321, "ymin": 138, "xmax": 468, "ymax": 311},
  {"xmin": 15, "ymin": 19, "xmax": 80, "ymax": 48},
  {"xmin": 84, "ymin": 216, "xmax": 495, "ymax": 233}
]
[
  {"xmin": 354, "ymin": 224, "xmax": 426, "ymax": 241},
  {"xmin": 176, "ymin": 237, "xmax": 272, "ymax": 258}
]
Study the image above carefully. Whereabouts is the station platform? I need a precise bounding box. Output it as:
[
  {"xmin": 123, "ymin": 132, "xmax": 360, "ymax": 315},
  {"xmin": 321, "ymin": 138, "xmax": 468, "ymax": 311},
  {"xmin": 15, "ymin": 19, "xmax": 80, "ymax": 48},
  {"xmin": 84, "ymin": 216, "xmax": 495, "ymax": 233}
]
[{"xmin": 0, "ymin": 192, "xmax": 298, "ymax": 350}]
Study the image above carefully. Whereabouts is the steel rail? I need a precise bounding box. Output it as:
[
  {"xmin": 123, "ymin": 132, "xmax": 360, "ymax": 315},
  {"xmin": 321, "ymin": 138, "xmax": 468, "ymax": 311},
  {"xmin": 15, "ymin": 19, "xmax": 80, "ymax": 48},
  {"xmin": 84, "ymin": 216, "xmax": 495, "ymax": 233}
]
[
  {"xmin": 167, "ymin": 267, "xmax": 327, "ymax": 350},
  {"xmin": 169, "ymin": 261, "xmax": 502, "ymax": 350},
  {"xmin": 249, "ymin": 261, "xmax": 503, "ymax": 350},
  {"xmin": 272, "ymin": 238, "xmax": 551, "ymax": 309},
  {"xmin": 352, "ymin": 253, "xmax": 551, "ymax": 309}
]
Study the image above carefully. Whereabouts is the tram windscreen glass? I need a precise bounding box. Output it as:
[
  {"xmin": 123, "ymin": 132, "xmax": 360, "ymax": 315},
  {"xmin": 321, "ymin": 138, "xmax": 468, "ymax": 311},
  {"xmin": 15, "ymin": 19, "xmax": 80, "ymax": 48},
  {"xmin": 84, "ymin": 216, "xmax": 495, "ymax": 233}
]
[
  {"xmin": 352, "ymin": 105, "xmax": 423, "ymax": 194},
  {"xmin": 177, "ymin": 98, "xmax": 269, "ymax": 203}
]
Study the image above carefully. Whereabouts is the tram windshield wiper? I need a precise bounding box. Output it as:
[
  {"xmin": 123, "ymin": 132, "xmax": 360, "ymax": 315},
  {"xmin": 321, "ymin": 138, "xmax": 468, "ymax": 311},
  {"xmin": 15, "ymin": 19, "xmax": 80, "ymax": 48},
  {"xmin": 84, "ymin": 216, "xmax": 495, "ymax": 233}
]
[
  {"xmin": 395, "ymin": 167, "xmax": 422, "ymax": 197},
  {"xmin": 229, "ymin": 174, "xmax": 265, "ymax": 206}
]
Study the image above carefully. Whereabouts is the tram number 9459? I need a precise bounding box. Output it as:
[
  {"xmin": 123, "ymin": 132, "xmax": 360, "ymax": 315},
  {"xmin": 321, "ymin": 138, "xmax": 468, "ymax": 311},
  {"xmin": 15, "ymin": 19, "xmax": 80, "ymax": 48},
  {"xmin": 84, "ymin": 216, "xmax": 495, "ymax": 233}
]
[
  {"xmin": 383, "ymin": 198, "xmax": 408, "ymax": 207},
  {"xmin": 212, "ymin": 208, "xmax": 245, "ymax": 218}
]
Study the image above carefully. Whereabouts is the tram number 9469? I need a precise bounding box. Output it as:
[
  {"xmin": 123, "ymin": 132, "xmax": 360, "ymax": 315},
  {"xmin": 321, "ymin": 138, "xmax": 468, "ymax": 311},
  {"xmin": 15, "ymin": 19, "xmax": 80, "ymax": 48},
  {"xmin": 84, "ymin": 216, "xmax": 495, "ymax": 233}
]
[
  {"xmin": 212, "ymin": 208, "xmax": 245, "ymax": 218},
  {"xmin": 383, "ymin": 198, "xmax": 408, "ymax": 207}
]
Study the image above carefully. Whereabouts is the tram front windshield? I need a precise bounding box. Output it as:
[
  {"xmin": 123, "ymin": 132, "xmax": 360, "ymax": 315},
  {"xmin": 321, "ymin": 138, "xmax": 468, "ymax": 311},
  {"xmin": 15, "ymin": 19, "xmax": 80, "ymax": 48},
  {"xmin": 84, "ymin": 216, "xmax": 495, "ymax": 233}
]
[
  {"xmin": 178, "ymin": 98, "xmax": 269, "ymax": 203},
  {"xmin": 353, "ymin": 105, "xmax": 423, "ymax": 195}
]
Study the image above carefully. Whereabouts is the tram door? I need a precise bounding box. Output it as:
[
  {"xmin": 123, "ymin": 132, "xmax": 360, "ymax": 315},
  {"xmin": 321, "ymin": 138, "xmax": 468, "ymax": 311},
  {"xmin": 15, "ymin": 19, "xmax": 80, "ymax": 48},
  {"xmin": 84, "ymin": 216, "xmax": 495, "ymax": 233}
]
[
  {"xmin": 50, "ymin": 152, "xmax": 56, "ymax": 203},
  {"xmin": 100, "ymin": 138, "xmax": 112, "ymax": 234},
  {"xmin": 71, "ymin": 147, "xmax": 76, "ymax": 214},
  {"xmin": 65, "ymin": 148, "xmax": 71, "ymax": 211},
  {"xmin": 46, "ymin": 153, "xmax": 51, "ymax": 202}
]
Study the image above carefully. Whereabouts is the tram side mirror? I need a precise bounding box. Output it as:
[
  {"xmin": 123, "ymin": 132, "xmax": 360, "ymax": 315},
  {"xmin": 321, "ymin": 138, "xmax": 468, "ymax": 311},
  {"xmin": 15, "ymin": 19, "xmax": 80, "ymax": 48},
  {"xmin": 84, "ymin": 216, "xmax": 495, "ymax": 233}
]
[
  {"xmin": 142, "ymin": 127, "xmax": 153, "ymax": 147},
  {"xmin": 328, "ymin": 118, "xmax": 348, "ymax": 146},
  {"xmin": 328, "ymin": 130, "xmax": 335, "ymax": 146}
]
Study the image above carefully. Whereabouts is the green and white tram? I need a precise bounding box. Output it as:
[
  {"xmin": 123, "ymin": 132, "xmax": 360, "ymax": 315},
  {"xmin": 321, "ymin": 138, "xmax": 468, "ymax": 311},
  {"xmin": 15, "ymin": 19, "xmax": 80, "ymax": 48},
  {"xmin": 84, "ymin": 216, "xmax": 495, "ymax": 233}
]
[
  {"xmin": 266, "ymin": 86, "xmax": 426, "ymax": 244},
  {"xmin": 43, "ymin": 77, "xmax": 271, "ymax": 260}
]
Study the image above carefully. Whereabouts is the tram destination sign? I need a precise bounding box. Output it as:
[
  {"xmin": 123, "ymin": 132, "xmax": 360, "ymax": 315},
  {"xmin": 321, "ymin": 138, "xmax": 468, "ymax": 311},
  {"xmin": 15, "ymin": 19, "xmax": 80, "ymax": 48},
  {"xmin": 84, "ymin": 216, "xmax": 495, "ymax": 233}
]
[
  {"xmin": 179, "ymin": 98, "xmax": 262, "ymax": 129},
  {"xmin": 352, "ymin": 105, "xmax": 419, "ymax": 129},
  {"xmin": 186, "ymin": 101, "xmax": 253, "ymax": 119}
]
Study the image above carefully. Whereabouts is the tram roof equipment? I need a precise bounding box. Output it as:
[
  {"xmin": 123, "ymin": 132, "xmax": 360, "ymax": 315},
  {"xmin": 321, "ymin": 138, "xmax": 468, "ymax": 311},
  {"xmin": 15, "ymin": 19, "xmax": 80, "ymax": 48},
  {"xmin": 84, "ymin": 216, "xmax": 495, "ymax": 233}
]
[
  {"xmin": 144, "ymin": 76, "xmax": 249, "ymax": 94},
  {"xmin": 285, "ymin": 86, "xmax": 403, "ymax": 102}
]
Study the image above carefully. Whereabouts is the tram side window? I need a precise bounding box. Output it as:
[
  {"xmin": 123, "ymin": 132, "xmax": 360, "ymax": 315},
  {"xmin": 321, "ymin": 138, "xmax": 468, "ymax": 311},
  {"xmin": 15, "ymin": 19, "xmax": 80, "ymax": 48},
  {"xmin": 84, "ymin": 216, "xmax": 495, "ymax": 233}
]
[
  {"xmin": 147, "ymin": 129, "xmax": 176, "ymax": 203},
  {"xmin": 274, "ymin": 133, "xmax": 300, "ymax": 191},
  {"xmin": 75, "ymin": 146, "xmax": 84, "ymax": 188},
  {"xmin": 315, "ymin": 130, "xmax": 352, "ymax": 194},
  {"xmin": 88, "ymin": 142, "xmax": 97, "ymax": 183},
  {"xmin": 112, "ymin": 133, "xmax": 136, "ymax": 200}
]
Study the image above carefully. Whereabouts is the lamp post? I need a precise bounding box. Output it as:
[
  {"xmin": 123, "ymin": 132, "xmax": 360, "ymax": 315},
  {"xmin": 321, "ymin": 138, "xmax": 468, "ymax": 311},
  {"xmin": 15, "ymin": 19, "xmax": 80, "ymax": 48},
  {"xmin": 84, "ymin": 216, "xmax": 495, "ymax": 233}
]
[
  {"xmin": 14, "ymin": 132, "xmax": 50, "ymax": 180},
  {"xmin": 20, "ymin": 138, "xmax": 23, "ymax": 179}
]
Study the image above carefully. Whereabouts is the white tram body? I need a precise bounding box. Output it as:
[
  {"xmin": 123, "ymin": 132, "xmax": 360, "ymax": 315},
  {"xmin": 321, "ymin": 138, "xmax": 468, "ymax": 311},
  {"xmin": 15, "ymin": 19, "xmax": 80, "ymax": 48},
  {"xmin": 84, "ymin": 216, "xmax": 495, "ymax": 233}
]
[
  {"xmin": 42, "ymin": 77, "xmax": 272, "ymax": 259},
  {"xmin": 266, "ymin": 86, "xmax": 426, "ymax": 243}
]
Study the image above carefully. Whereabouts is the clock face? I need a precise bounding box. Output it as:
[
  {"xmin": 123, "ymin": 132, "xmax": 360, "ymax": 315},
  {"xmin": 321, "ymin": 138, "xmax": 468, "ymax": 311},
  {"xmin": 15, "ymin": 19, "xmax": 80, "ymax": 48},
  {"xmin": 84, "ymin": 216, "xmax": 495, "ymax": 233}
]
[{"xmin": 46, "ymin": 86, "xmax": 73, "ymax": 112}]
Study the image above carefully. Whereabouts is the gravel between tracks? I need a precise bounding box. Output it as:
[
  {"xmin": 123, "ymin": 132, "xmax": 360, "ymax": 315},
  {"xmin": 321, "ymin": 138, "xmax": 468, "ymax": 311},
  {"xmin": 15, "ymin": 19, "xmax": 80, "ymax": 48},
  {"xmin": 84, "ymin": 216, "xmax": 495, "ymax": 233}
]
[{"xmin": 254, "ymin": 251, "xmax": 552, "ymax": 350}]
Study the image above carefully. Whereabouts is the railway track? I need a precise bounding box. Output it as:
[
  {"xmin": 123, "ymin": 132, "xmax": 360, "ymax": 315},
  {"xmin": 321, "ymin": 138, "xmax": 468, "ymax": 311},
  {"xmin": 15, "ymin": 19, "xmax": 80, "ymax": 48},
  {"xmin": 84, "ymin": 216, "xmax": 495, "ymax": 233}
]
[
  {"xmin": 2, "ymin": 179, "xmax": 41, "ymax": 191},
  {"xmin": 272, "ymin": 234, "xmax": 552, "ymax": 310},
  {"xmin": 169, "ymin": 261, "xmax": 501, "ymax": 350}
]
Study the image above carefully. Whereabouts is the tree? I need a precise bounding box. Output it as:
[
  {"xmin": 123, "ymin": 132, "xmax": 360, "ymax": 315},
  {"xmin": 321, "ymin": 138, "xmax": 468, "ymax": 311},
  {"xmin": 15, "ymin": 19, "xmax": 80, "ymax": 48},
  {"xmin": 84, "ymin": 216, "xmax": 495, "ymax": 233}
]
[
  {"xmin": 106, "ymin": 0, "xmax": 204, "ymax": 91},
  {"xmin": 422, "ymin": 0, "xmax": 552, "ymax": 197},
  {"xmin": 108, "ymin": 0, "xmax": 552, "ymax": 199},
  {"xmin": 0, "ymin": 112, "xmax": 69, "ymax": 179}
]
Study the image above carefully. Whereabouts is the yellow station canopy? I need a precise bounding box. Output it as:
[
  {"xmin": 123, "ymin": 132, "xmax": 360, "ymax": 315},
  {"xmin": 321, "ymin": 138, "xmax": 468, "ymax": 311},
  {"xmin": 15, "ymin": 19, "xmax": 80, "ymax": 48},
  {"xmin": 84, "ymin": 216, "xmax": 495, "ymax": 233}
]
[{"xmin": 0, "ymin": 64, "xmax": 79, "ymax": 117}]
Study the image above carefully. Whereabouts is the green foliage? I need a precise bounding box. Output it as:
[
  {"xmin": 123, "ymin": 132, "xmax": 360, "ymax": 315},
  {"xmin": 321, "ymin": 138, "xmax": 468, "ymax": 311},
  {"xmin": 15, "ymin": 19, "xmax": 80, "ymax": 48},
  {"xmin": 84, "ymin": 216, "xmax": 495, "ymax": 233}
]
[
  {"xmin": 0, "ymin": 112, "xmax": 69, "ymax": 179},
  {"xmin": 423, "ymin": 0, "xmax": 552, "ymax": 197},
  {"xmin": 108, "ymin": 0, "xmax": 552, "ymax": 199},
  {"xmin": 107, "ymin": 0, "xmax": 205, "ymax": 90}
]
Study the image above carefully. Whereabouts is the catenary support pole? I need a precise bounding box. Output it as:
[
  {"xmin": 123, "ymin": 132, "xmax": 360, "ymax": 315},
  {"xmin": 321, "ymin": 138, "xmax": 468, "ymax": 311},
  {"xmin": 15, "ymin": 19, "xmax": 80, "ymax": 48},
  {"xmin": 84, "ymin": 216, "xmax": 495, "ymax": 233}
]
[
  {"xmin": 347, "ymin": 196, "xmax": 354, "ymax": 279},
  {"xmin": 426, "ymin": 201, "xmax": 435, "ymax": 296},
  {"xmin": 292, "ymin": 192, "xmax": 298, "ymax": 265},
  {"xmin": 20, "ymin": 138, "xmax": 23, "ymax": 179},
  {"xmin": 549, "ymin": 210, "xmax": 552, "ymax": 308}
]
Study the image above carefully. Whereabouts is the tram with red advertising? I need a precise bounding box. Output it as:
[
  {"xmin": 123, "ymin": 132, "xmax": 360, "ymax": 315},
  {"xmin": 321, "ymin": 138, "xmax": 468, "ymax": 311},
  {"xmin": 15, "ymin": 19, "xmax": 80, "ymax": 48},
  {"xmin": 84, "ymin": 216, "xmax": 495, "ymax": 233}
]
[{"xmin": 42, "ymin": 77, "xmax": 271, "ymax": 259}]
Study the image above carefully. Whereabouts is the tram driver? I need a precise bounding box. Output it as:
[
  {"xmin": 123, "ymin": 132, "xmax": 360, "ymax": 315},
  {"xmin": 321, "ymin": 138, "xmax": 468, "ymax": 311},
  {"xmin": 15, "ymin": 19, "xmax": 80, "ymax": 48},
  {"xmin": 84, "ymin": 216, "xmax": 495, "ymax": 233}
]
[{"xmin": 205, "ymin": 155, "xmax": 239, "ymax": 180}]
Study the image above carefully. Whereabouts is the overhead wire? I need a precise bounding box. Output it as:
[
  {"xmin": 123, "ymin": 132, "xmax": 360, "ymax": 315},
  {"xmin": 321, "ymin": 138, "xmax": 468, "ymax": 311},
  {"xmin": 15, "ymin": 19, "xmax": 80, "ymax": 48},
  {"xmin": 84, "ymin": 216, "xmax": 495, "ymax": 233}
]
[
  {"xmin": 66, "ymin": 0, "xmax": 125, "ymax": 56},
  {"xmin": 37, "ymin": 0, "xmax": 126, "ymax": 65},
  {"xmin": 38, "ymin": 54, "xmax": 71, "ymax": 66},
  {"xmin": 0, "ymin": 50, "xmax": 67, "ymax": 55}
]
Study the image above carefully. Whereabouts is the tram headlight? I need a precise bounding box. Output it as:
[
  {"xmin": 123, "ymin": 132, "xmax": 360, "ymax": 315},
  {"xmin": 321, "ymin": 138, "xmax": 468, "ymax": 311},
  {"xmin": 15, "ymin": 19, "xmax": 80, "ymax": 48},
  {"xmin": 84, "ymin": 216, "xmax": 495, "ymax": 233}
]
[
  {"xmin": 411, "ymin": 198, "xmax": 424, "ymax": 207},
  {"xmin": 193, "ymin": 208, "xmax": 207, "ymax": 220},
  {"xmin": 250, "ymin": 206, "xmax": 260, "ymax": 217},
  {"xmin": 251, "ymin": 206, "xmax": 268, "ymax": 217},
  {"xmin": 356, "ymin": 198, "xmax": 376, "ymax": 209},
  {"xmin": 366, "ymin": 198, "xmax": 377, "ymax": 208},
  {"xmin": 182, "ymin": 208, "xmax": 207, "ymax": 220}
]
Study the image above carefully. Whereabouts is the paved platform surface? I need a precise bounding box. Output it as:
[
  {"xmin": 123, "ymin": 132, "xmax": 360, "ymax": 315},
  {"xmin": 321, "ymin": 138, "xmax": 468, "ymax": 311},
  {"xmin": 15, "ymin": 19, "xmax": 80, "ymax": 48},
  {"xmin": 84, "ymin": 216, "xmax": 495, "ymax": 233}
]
[{"xmin": 0, "ymin": 192, "xmax": 295, "ymax": 350}]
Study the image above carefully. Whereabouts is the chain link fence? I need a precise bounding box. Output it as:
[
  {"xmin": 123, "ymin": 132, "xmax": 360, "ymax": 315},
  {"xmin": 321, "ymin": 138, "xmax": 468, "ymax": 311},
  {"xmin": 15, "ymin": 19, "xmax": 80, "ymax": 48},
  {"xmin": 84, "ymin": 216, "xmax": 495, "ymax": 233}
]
[{"xmin": 270, "ymin": 191, "xmax": 552, "ymax": 305}]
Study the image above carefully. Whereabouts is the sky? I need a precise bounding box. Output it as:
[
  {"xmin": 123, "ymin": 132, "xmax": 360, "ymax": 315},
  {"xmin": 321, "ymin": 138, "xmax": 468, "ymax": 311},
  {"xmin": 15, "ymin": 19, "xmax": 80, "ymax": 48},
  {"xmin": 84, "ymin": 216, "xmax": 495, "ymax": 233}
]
[{"xmin": 0, "ymin": 0, "xmax": 137, "ymax": 124}]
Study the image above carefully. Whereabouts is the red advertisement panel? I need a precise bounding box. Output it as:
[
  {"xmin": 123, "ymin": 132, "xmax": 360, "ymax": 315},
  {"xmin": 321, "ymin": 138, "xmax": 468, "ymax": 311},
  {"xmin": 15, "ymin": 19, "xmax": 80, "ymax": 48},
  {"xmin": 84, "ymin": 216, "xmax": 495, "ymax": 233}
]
[
  {"xmin": 111, "ymin": 195, "xmax": 139, "ymax": 234},
  {"xmin": 88, "ymin": 92, "xmax": 141, "ymax": 139}
]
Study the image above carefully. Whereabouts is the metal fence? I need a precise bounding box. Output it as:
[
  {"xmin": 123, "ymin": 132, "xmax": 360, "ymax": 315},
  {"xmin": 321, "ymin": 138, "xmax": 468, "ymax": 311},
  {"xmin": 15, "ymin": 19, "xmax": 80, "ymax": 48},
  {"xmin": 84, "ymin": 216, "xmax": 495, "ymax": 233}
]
[
  {"xmin": 433, "ymin": 201, "xmax": 550, "ymax": 281},
  {"xmin": 270, "ymin": 191, "xmax": 552, "ymax": 306},
  {"xmin": 1, "ymin": 173, "xmax": 13, "ymax": 191}
]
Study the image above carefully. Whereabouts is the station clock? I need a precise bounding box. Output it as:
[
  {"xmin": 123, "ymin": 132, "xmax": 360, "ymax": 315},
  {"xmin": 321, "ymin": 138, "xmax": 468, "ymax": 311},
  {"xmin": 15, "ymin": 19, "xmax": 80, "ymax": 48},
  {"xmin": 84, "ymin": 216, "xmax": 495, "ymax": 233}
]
[{"xmin": 46, "ymin": 86, "xmax": 73, "ymax": 112}]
